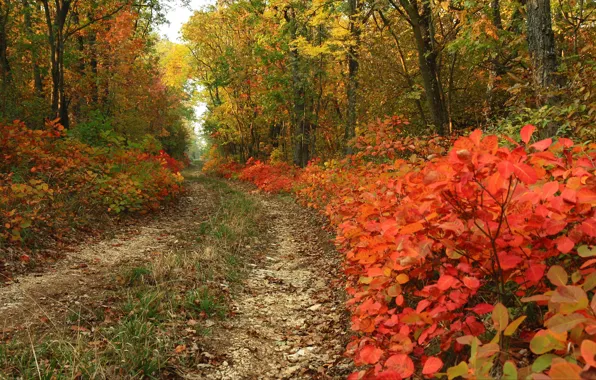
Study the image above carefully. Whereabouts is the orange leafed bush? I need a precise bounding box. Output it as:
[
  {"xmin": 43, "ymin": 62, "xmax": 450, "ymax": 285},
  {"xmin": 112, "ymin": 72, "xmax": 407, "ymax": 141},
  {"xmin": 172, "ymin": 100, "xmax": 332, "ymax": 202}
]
[
  {"xmin": 0, "ymin": 120, "xmax": 185, "ymax": 248},
  {"xmin": 238, "ymin": 158, "xmax": 298, "ymax": 193},
  {"xmin": 206, "ymin": 118, "xmax": 596, "ymax": 379}
]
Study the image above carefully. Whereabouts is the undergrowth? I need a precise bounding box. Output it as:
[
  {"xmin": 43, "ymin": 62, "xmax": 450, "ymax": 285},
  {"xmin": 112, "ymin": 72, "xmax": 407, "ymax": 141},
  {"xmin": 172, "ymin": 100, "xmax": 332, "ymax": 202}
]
[
  {"xmin": 0, "ymin": 120, "xmax": 185, "ymax": 252},
  {"xmin": 0, "ymin": 173, "xmax": 263, "ymax": 379},
  {"xmin": 204, "ymin": 118, "xmax": 596, "ymax": 379}
]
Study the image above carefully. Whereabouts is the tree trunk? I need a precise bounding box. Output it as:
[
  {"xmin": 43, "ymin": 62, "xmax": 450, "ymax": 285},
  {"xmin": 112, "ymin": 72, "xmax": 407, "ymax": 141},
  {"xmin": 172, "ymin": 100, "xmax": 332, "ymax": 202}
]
[
  {"xmin": 42, "ymin": 0, "xmax": 71, "ymax": 127},
  {"xmin": 398, "ymin": 0, "xmax": 448, "ymax": 135},
  {"xmin": 345, "ymin": 0, "xmax": 360, "ymax": 154},
  {"xmin": 287, "ymin": 9, "xmax": 310, "ymax": 167},
  {"xmin": 22, "ymin": 0, "xmax": 43, "ymax": 97},
  {"xmin": 526, "ymin": 0, "xmax": 559, "ymax": 103},
  {"xmin": 0, "ymin": 0, "xmax": 11, "ymax": 86},
  {"xmin": 486, "ymin": 0, "xmax": 504, "ymax": 120},
  {"xmin": 377, "ymin": 10, "xmax": 427, "ymax": 124}
]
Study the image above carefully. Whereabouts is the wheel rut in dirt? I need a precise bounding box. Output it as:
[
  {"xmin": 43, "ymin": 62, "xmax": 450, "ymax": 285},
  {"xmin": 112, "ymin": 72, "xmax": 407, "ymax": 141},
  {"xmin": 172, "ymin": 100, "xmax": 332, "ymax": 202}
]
[{"xmin": 191, "ymin": 192, "xmax": 353, "ymax": 379}]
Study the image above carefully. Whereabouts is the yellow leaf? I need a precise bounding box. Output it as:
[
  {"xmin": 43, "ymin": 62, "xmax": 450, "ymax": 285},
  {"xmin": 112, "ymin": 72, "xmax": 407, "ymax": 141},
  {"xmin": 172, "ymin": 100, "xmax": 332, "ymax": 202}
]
[
  {"xmin": 396, "ymin": 274, "xmax": 409, "ymax": 284},
  {"xmin": 504, "ymin": 316, "xmax": 527, "ymax": 336}
]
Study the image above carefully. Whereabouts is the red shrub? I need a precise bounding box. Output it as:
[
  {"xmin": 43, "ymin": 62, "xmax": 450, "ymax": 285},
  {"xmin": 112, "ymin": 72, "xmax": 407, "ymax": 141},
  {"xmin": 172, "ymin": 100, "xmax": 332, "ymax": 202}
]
[
  {"xmin": 0, "ymin": 121, "xmax": 184, "ymax": 247},
  {"xmin": 238, "ymin": 158, "xmax": 298, "ymax": 193},
  {"xmin": 210, "ymin": 118, "xmax": 596, "ymax": 379}
]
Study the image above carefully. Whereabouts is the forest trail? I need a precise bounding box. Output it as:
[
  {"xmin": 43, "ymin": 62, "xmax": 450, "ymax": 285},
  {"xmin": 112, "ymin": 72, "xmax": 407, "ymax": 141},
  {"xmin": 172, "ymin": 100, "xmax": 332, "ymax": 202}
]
[
  {"xmin": 191, "ymin": 194, "xmax": 352, "ymax": 379},
  {"xmin": 0, "ymin": 169, "xmax": 352, "ymax": 379}
]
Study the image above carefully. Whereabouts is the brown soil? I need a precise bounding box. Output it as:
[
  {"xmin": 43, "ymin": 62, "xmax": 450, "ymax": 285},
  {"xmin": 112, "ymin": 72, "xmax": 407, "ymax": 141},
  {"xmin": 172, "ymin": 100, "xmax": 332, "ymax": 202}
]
[{"xmin": 186, "ymin": 194, "xmax": 353, "ymax": 379}]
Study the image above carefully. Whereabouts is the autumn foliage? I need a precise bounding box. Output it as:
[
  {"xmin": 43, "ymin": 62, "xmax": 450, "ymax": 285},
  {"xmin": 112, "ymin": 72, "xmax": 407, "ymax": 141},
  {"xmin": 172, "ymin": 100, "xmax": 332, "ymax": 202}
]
[
  {"xmin": 0, "ymin": 121, "xmax": 184, "ymax": 247},
  {"xmin": 237, "ymin": 158, "xmax": 299, "ymax": 193},
  {"xmin": 206, "ymin": 118, "xmax": 596, "ymax": 379}
]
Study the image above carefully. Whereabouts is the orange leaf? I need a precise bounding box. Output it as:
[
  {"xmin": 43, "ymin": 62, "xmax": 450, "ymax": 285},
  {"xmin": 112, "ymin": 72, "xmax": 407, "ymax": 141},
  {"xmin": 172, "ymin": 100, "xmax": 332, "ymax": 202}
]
[
  {"xmin": 422, "ymin": 356, "xmax": 443, "ymax": 375},
  {"xmin": 400, "ymin": 222, "xmax": 424, "ymax": 235},
  {"xmin": 548, "ymin": 360, "xmax": 581, "ymax": 379},
  {"xmin": 385, "ymin": 353, "xmax": 414, "ymax": 378},
  {"xmin": 581, "ymin": 340, "xmax": 596, "ymax": 367},
  {"xmin": 531, "ymin": 138, "xmax": 552, "ymax": 151},
  {"xmin": 359, "ymin": 345, "xmax": 383, "ymax": 364},
  {"xmin": 513, "ymin": 163, "xmax": 538, "ymax": 184},
  {"xmin": 174, "ymin": 344, "xmax": 186, "ymax": 354},
  {"xmin": 520, "ymin": 124, "xmax": 536, "ymax": 144}
]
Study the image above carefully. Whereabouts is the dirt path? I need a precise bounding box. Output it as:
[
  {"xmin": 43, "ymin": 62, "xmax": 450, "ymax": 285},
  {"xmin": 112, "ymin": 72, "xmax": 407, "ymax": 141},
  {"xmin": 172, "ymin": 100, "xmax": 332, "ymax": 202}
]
[
  {"xmin": 0, "ymin": 172, "xmax": 352, "ymax": 379},
  {"xmin": 0, "ymin": 171, "xmax": 217, "ymax": 332},
  {"xmin": 189, "ymin": 194, "xmax": 353, "ymax": 379}
]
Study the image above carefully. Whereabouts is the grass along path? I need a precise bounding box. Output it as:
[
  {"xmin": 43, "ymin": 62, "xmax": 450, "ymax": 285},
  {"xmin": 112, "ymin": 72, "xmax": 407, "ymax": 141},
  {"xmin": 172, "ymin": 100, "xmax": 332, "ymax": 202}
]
[
  {"xmin": 190, "ymin": 184, "xmax": 353, "ymax": 379},
  {"xmin": 0, "ymin": 169, "xmax": 351, "ymax": 379}
]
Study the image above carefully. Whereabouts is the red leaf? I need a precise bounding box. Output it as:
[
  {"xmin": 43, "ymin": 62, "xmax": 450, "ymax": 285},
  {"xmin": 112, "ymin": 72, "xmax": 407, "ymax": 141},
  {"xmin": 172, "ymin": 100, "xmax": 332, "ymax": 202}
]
[
  {"xmin": 469, "ymin": 303, "xmax": 494, "ymax": 314},
  {"xmin": 513, "ymin": 163, "xmax": 538, "ymax": 184},
  {"xmin": 530, "ymin": 138, "xmax": 552, "ymax": 151},
  {"xmin": 578, "ymin": 188, "xmax": 596, "ymax": 205},
  {"xmin": 581, "ymin": 259, "xmax": 596, "ymax": 269},
  {"xmin": 375, "ymin": 371, "xmax": 403, "ymax": 380},
  {"xmin": 463, "ymin": 276, "xmax": 480, "ymax": 289},
  {"xmin": 542, "ymin": 181, "xmax": 560, "ymax": 199},
  {"xmin": 581, "ymin": 219, "xmax": 596, "ymax": 237},
  {"xmin": 469, "ymin": 129, "xmax": 482, "ymax": 146},
  {"xmin": 556, "ymin": 236, "xmax": 575, "ymax": 254},
  {"xmin": 437, "ymin": 275, "xmax": 457, "ymax": 290},
  {"xmin": 562, "ymin": 188, "xmax": 577, "ymax": 204},
  {"xmin": 526, "ymin": 264, "xmax": 546, "ymax": 283},
  {"xmin": 381, "ymin": 219, "xmax": 400, "ymax": 237},
  {"xmin": 558, "ymin": 137, "xmax": 573, "ymax": 148},
  {"xmin": 498, "ymin": 253, "xmax": 523, "ymax": 270},
  {"xmin": 497, "ymin": 161, "xmax": 515, "ymax": 179},
  {"xmin": 422, "ymin": 357, "xmax": 444, "ymax": 375},
  {"xmin": 385, "ymin": 354, "xmax": 415, "ymax": 378},
  {"xmin": 359, "ymin": 345, "xmax": 383, "ymax": 364},
  {"xmin": 520, "ymin": 124, "xmax": 536, "ymax": 144}
]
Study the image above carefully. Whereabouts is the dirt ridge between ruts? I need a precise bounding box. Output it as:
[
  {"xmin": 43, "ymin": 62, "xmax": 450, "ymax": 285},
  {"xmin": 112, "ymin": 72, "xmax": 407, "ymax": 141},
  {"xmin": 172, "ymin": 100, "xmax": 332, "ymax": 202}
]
[{"xmin": 187, "ymin": 189, "xmax": 354, "ymax": 379}]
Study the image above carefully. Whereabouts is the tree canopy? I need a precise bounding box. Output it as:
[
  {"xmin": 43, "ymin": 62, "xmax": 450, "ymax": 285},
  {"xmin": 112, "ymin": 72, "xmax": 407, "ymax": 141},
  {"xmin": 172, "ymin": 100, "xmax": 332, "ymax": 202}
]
[
  {"xmin": 183, "ymin": 0, "xmax": 595, "ymax": 165},
  {"xmin": 0, "ymin": 0, "xmax": 194, "ymax": 158}
]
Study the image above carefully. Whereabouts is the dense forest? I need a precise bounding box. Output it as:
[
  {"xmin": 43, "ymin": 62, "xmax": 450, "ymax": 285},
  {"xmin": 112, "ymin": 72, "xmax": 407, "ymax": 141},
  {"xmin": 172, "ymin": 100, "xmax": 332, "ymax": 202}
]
[
  {"xmin": 0, "ymin": 1, "xmax": 194, "ymax": 245},
  {"xmin": 0, "ymin": 0, "xmax": 191, "ymax": 157},
  {"xmin": 185, "ymin": 0, "xmax": 594, "ymax": 165},
  {"xmin": 192, "ymin": 0, "xmax": 596, "ymax": 378}
]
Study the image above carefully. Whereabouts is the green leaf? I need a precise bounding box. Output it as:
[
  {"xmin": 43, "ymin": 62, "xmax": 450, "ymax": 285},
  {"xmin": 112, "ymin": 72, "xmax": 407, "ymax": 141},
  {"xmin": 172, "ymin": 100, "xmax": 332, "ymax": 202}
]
[
  {"xmin": 547, "ymin": 265, "xmax": 568, "ymax": 287},
  {"xmin": 578, "ymin": 245, "xmax": 596, "ymax": 258},
  {"xmin": 551, "ymin": 285, "xmax": 589, "ymax": 314},
  {"xmin": 492, "ymin": 303, "xmax": 509, "ymax": 331},
  {"xmin": 583, "ymin": 272, "xmax": 596, "ymax": 291},
  {"xmin": 504, "ymin": 316, "xmax": 526, "ymax": 336},
  {"xmin": 532, "ymin": 354, "xmax": 557, "ymax": 372},
  {"xmin": 19, "ymin": 219, "xmax": 32, "ymax": 229},
  {"xmin": 447, "ymin": 361, "xmax": 468, "ymax": 380},
  {"xmin": 503, "ymin": 361, "xmax": 517, "ymax": 380},
  {"xmin": 530, "ymin": 331, "xmax": 565, "ymax": 354},
  {"xmin": 544, "ymin": 313, "xmax": 587, "ymax": 333}
]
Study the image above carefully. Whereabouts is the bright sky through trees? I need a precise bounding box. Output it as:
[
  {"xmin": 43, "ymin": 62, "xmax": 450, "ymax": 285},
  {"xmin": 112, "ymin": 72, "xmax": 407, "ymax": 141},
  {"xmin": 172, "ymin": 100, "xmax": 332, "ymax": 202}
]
[
  {"xmin": 159, "ymin": 0, "xmax": 214, "ymax": 42},
  {"xmin": 159, "ymin": 0, "xmax": 214, "ymax": 141}
]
